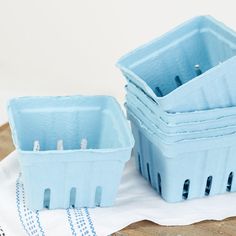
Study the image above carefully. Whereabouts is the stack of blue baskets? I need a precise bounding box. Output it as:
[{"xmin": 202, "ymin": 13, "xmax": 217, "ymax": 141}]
[{"xmin": 117, "ymin": 15, "xmax": 236, "ymax": 202}]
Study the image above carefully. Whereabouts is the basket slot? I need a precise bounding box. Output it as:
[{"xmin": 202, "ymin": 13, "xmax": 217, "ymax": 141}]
[
  {"xmin": 69, "ymin": 187, "xmax": 76, "ymax": 208},
  {"xmin": 146, "ymin": 163, "xmax": 151, "ymax": 184},
  {"xmin": 43, "ymin": 188, "xmax": 51, "ymax": 209},
  {"xmin": 157, "ymin": 173, "xmax": 162, "ymax": 195},
  {"xmin": 226, "ymin": 172, "xmax": 234, "ymax": 192},
  {"xmin": 205, "ymin": 176, "xmax": 213, "ymax": 196},
  {"xmin": 155, "ymin": 87, "xmax": 163, "ymax": 97},
  {"xmin": 174, "ymin": 76, "xmax": 182, "ymax": 87},
  {"xmin": 57, "ymin": 140, "xmax": 64, "ymax": 150},
  {"xmin": 194, "ymin": 64, "xmax": 202, "ymax": 76},
  {"xmin": 137, "ymin": 153, "xmax": 142, "ymax": 175},
  {"xmin": 182, "ymin": 179, "xmax": 190, "ymax": 200},
  {"xmin": 95, "ymin": 186, "xmax": 102, "ymax": 207},
  {"xmin": 80, "ymin": 138, "xmax": 88, "ymax": 149},
  {"xmin": 33, "ymin": 140, "xmax": 40, "ymax": 151}
]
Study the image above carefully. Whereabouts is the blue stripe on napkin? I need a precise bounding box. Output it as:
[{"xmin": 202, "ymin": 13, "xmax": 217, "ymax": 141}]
[{"xmin": 16, "ymin": 175, "xmax": 97, "ymax": 236}]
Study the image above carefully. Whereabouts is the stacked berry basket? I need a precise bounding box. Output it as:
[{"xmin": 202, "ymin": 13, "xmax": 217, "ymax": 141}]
[{"xmin": 117, "ymin": 15, "xmax": 236, "ymax": 202}]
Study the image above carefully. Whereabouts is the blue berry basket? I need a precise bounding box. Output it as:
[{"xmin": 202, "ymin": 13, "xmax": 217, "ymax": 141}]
[
  {"xmin": 8, "ymin": 95, "xmax": 134, "ymax": 210},
  {"xmin": 128, "ymin": 110, "xmax": 236, "ymax": 202},
  {"xmin": 117, "ymin": 15, "xmax": 236, "ymax": 113},
  {"xmin": 126, "ymin": 90, "xmax": 236, "ymax": 134}
]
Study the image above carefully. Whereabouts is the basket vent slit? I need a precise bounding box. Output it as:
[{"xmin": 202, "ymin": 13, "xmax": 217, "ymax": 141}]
[
  {"xmin": 155, "ymin": 87, "xmax": 163, "ymax": 97},
  {"xmin": 175, "ymin": 76, "xmax": 182, "ymax": 87},
  {"xmin": 157, "ymin": 173, "xmax": 162, "ymax": 195},
  {"xmin": 205, "ymin": 176, "xmax": 213, "ymax": 196},
  {"xmin": 182, "ymin": 179, "xmax": 190, "ymax": 200},
  {"xmin": 227, "ymin": 172, "xmax": 234, "ymax": 192},
  {"xmin": 138, "ymin": 153, "xmax": 142, "ymax": 174},
  {"xmin": 69, "ymin": 187, "xmax": 76, "ymax": 208},
  {"xmin": 194, "ymin": 64, "xmax": 202, "ymax": 76},
  {"xmin": 43, "ymin": 188, "xmax": 51, "ymax": 209},
  {"xmin": 146, "ymin": 163, "xmax": 151, "ymax": 184},
  {"xmin": 95, "ymin": 186, "xmax": 102, "ymax": 207}
]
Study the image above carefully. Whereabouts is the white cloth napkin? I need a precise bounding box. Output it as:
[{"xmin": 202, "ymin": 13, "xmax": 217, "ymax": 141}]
[{"xmin": 1, "ymin": 151, "xmax": 236, "ymax": 236}]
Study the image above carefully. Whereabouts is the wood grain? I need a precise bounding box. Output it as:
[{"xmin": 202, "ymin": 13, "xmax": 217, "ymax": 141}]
[
  {"xmin": 1, "ymin": 123, "xmax": 236, "ymax": 236},
  {"xmin": 0, "ymin": 123, "xmax": 15, "ymax": 160},
  {"xmin": 113, "ymin": 218, "xmax": 236, "ymax": 236}
]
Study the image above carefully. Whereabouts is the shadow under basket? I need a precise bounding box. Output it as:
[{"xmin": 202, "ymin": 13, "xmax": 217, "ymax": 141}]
[
  {"xmin": 8, "ymin": 95, "xmax": 134, "ymax": 210},
  {"xmin": 128, "ymin": 110, "xmax": 236, "ymax": 203},
  {"xmin": 117, "ymin": 15, "xmax": 236, "ymax": 112}
]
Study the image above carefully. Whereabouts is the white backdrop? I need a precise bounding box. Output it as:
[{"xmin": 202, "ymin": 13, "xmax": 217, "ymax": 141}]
[{"xmin": 0, "ymin": 0, "xmax": 236, "ymax": 124}]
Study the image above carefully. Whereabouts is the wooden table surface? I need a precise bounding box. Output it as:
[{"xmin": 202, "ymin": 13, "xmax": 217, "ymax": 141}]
[{"xmin": 1, "ymin": 123, "xmax": 236, "ymax": 236}]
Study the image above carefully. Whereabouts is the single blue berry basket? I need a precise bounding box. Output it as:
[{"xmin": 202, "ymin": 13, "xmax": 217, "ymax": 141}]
[
  {"xmin": 126, "ymin": 90, "xmax": 236, "ymax": 134},
  {"xmin": 126, "ymin": 104, "xmax": 236, "ymax": 143},
  {"xmin": 117, "ymin": 15, "xmax": 236, "ymax": 113},
  {"xmin": 8, "ymin": 95, "xmax": 134, "ymax": 210},
  {"xmin": 127, "ymin": 81, "xmax": 236, "ymax": 125},
  {"xmin": 127, "ymin": 110, "xmax": 236, "ymax": 202}
]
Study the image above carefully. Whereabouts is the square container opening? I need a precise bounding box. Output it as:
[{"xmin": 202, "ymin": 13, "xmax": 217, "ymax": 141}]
[
  {"xmin": 9, "ymin": 96, "xmax": 128, "ymax": 151},
  {"xmin": 121, "ymin": 16, "xmax": 236, "ymax": 97}
]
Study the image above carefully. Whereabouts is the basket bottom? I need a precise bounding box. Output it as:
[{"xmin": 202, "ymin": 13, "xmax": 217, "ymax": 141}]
[
  {"xmin": 20, "ymin": 160, "xmax": 127, "ymax": 210},
  {"xmin": 130, "ymin": 119, "xmax": 236, "ymax": 203}
]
